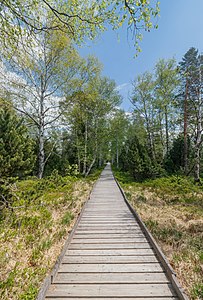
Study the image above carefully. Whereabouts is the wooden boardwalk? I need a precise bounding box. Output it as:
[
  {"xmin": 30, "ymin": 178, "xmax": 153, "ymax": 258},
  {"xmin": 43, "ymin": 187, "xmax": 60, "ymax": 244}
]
[{"xmin": 43, "ymin": 165, "xmax": 187, "ymax": 300}]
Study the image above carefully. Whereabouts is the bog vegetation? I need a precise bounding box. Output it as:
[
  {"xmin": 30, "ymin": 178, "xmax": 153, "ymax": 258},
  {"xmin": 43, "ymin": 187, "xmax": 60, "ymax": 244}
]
[
  {"xmin": 0, "ymin": 1, "xmax": 202, "ymax": 299},
  {"xmin": 114, "ymin": 170, "xmax": 203, "ymax": 299}
]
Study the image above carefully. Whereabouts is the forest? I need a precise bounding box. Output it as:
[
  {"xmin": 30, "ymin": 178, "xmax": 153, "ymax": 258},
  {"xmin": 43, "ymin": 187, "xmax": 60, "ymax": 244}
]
[{"xmin": 0, "ymin": 1, "xmax": 203, "ymax": 299}]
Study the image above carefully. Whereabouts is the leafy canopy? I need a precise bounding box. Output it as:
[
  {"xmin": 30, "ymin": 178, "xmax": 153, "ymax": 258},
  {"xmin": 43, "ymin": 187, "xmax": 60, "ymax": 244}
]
[{"xmin": 0, "ymin": 0, "xmax": 160, "ymax": 53}]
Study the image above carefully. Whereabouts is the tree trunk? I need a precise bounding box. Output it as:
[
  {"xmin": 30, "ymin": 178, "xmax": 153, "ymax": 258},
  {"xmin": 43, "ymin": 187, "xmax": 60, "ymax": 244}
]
[
  {"xmin": 116, "ymin": 136, "xmax": 119, "ymax": 169},
  {"xmin": 158, "ymin": 110, "xmax": 164, "ymax": 159},
  {"xmin": 194, "ymin": 76, "xmax": 202, "ymax": 183},
  {"xmin": 164, "ymin": 105, "xmax": 169, "ymax": 156},
  {"xmin": 147, "ymin": 126, "xmax": 155, "ymax": 161},
  {"xmin": 76, "ymin": 131, "xmax": 81, "ymax": 173},
  {"xmin": 99, "ymin": 150, "xmax": 102, "ymax": 167},
  {"xmin": 184, "ymin": 80, "xmax": 188, "ymax": 175},
  {"xmin": 82, "ymin": 119, "xmax": 88, "ymax": 175},
  {"xmin": 38, "ymin": 125, "xmax": 45, "ymax": 179},
  {"xmin": 144, "ymin": 104, "xmax": 155, "ymax": 161},
  {"xmin": 194, "ymin": 144, "xmax": 201, "ymax": 183},
  {"xmin": 38, "ymin": 90, "xmax": 45, "ymax": 179},
  {"xmin": 85, "ymin": 156, "xmax": 96, "ymax": 177}
]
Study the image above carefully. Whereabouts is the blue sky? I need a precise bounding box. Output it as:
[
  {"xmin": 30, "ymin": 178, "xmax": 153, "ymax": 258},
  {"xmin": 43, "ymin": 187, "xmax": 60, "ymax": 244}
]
[{"xmin": 79, "ymin": 0, "xmax": 203, "ymax": 111}]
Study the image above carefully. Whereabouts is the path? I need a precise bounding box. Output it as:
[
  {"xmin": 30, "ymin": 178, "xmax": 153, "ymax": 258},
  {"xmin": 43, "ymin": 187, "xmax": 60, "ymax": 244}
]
[{"xmin": 43, "ymin": 164, "xmax": 187, "ymax": 300}]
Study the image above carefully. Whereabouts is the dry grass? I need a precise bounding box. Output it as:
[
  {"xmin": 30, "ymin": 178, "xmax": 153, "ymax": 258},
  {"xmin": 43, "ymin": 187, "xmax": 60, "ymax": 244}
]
[
  {"xmin": 0, "ymin": 177, "xmax": 94, "ymax": 299},
  {"xmin": 121, "ymin": 181, "xmax": 203, "ymax": 300}
]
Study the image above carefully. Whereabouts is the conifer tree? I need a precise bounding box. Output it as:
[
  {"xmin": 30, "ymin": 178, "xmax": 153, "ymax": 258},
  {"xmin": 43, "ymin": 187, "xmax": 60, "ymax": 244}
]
[{"xmin": 0, "ymin": 103, "xmax": 35, "ymax": 178}]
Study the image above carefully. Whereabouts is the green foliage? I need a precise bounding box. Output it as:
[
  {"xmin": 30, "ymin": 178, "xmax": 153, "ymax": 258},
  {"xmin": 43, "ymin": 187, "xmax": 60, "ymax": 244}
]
[
  {"xmin": 145, "ymin": 219, "xmax": 183, "ymax": 245},
  {"xmin": 164, "ymin": 134, "xmax": 192, "ymax": 174},
  {"xmin": 119, "ymin": 135, "xmax": 154, "ymax": 181},
  {"xmin": 19, "ymin": 284, "xmax": 38, "ymax": 300},
  {"xmin": 109, "ymin": 109, "xmax": 130, "ymax": 167},
  {"xmin": 1, "ymin": 1, "xmax": 160, "ymax": 54},
  {"xmin": 0, "ymin": 171, "xmax": 95, "ymax": 299},
  {"xmin": 67, "ymin": 71, "xmax": 121, "ymax": 175},
  {"xmin": 112, "ymin": 169, "xmax": 134, "ymax": 184},
  {"xmin": 191, "ymin": 283, "xmax": 203, "ymax": 299},
  {"xmin": 116, "ymin": 171, "xmax": 203, "ymax": 299},
  {"xmin": 0, "ymin": 103, "xmax": 35, "ymax": 178},
  {"xmin": 61, "ymin": 212, "xmax": 74, "ymax": 225}
]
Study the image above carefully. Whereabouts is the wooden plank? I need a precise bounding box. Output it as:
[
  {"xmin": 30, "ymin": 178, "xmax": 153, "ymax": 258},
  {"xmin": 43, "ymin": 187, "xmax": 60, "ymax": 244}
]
[
  {"xmin": 62, "ymin": 255, "xmax": 158, "ymax": 264},
  {"xmin": 71, "ymin": 238, "xmax": 147, "ymax": 243},
  {"xmin": 77, "ymin": 224, "xmax": 139, "ymax": 228},
  {"xmin": 81, "ymin": 216, "xmax": 135, "ymax": 219},
  {"xmin": 80, "ymin": 220, "xmax": 135, "ymax": 223},
  {"xmin": 66, "ymin": 249, "xmax": 154, "ymax": 256},
  {"xmin": 46, "ymin": 297, "xmax": 179, "ymax": 300},
  {"xmin": 81, "ymin": 213, "xmax": 134, "ymax": 219},
  {"xmin": 80, "ymin": 219, "xmax": 137, "ymax": 225},
  {"xmin": 59, "ymin": 263, "xmax": 163, "ymax": 273},
  {"xmin": 77, "ymin": 227, "xmax": 140, "ymax": 230},
  {"xmin": 82, "ymin": 211, "xmax": 130, "ymax": 213},
  {"xmin": 68, "ymin": 243, "xmax": 151, "ymax": 250},
  {"xmin": 54, "ymin": 272, "xmax": 169, "ymax": 284},
  {"xmin": 84, "ymin": 208, "xmax": 130, "ymax": 211},
  {"xmin": 75, "ymin": 230, "xmax": 143, "ymax": 234},
  {"xmin": 73, "ymin": 233, "xmax": 145, "ymax": 238},
  {"xmin": 76, "ymin": 227, "xmax": 140, "ymax": 231},
  {"xmin": 46, "ymin": 283, "xmax": 176, "ymax": 297},
  {"xmin": 86, "ymin": 204, "xmax": 126, "ymax": 207}
]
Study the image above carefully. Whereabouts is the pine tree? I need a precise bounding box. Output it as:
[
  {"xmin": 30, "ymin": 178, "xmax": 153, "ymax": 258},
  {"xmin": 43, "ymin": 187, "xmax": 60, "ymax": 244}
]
[
  {"xmin": 179, "ymin": 48, "xmax": 203, "ymax": 182},
  {"xmin": 179, "ymin": 47, "xmax": 198, "ymax": 174},
  {"xmin": 0, "ymin": 103, "xmax": 35, "ymax": 178},
  {"xmin": 119, "ymin": 135, "xmax": 153, "ymax": 181}
]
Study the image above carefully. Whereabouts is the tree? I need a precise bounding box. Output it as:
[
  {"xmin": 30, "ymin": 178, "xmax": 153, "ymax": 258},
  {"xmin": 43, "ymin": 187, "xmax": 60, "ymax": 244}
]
[
  {"xmin": 1, "ymin": 30, "xmax": 81, "ymax": 178},
  {"xmin": 190, "ymin": 53, "xmax": 203, "ymax": 183},
  {"xmin": 0, "ymin": 102, "xmax": 35, "ymax": 178},
  {"xmin": 164, "ymin": 134, "xmax": 187, "ymax": 174},
  {"xmin": 66, "ymin": 72, "xmax": 122, "ymax": 175},
  {"xmin": 179, "ymin": 48, "xmax": 203, "ymax": 182},
  {"xmin": 119, "ymin": 134, "xmax": 153, "ymax": 181},
  {"xmin": 0, "ymin": 1, "xmax": 160, "ymax": 53},
  {"xmin": 109, "ymin": 109, "xmax": 129, "ymax": 168},
  {"xmin": 179, "ymin": 47, "xmax": 199, "ymax": 174},
  {"xmin": 131, "ymin": 72, "xmax": 156, "ymax": 161},
  {"xmin": 155, "ymin": 58, "xmax": 179, "ymax": 156}
]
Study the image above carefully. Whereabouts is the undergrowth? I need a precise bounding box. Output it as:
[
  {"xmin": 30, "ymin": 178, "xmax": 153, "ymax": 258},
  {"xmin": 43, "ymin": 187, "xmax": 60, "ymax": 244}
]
[
  {"xmin": 114, "ymin": 170, "xmax": 203, "ymax": 300},
  {"xmin": 0, "ymin": 169, "xmax": 99, "ymax": 299}
]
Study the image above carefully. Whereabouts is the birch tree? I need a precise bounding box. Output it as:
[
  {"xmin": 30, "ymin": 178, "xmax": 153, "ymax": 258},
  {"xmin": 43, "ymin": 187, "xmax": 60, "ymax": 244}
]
[
  {"xmin": 0, "ymin": 30, "xmax": 81, "ymax": 178},
  {"xmin": 131, "ymin": 72, "xmax": 156, "ymax": 161},
  {"xmin": 109, "ymin": 109, "xmax": 129, "ymax": 168},
  {"xmin": 67, "ymin": 74, "xmax": 121, "ymax": 175},
  {"xmin": 155, "ymin": 58, "xmax": 179, "ymax": 156}
]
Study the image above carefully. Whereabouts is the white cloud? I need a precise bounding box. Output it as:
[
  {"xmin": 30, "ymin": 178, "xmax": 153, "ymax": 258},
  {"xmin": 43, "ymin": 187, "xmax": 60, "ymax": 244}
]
[{"xmin": 115, "ymin": 83, "xmax": 131, "ymax": 91}]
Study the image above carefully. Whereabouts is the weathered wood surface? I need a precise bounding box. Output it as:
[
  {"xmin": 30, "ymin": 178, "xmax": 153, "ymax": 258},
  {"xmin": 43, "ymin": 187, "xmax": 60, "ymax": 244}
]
[
  {"xmin": 45, "ymin": 164, "xmax": 181, "ymax": 299},
  {"xmin": 46, "ymin": 298, "xmax": 179, "ymax": 300},
  {"xmin": 46, "ymin": 283, "xmax": 176, "ymax": 297}
]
